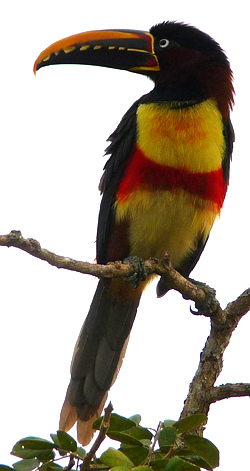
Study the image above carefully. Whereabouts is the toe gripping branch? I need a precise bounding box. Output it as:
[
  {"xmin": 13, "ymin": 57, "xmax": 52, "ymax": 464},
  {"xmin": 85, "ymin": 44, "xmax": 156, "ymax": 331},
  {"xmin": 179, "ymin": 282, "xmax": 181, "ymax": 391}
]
[
  {"xmin": 186, "ymin": 278, "xmax": 219, "ymax": 317},
  {"xmin": 122, "ymin": 256, "xmax": 219, "ymax": 317},
  {"xmin": 123, "ymin": 256, "xmax": 147, "ymax": 289}
]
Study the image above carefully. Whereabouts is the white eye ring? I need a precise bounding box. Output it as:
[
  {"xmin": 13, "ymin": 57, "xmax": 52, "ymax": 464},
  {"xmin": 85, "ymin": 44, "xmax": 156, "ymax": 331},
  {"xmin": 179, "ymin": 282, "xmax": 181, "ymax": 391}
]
[{"xmin": 159, "ymin": 38, "xmax": 170, "ymax": 48}]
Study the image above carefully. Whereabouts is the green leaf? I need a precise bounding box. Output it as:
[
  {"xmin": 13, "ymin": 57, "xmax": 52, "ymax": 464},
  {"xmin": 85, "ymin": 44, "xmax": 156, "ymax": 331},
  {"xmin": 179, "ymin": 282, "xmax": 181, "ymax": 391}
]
[
  {"xmin": 0, "ymin": 466, "xmax": 15, "ymax": 471},
  {"xmin": 12, "ymin": 438, "xmax": 55, "ymax": 460},
  {"xmin": 126, "ymin": 427, "xmax": 153, "ymax": 441},
  {"xmin": 100, "ymin": 448, "xmax": 134, "ymax": 469},
  {"xmin": 173, "ymin": 450, "xmax": 197, "ymax": 458},
  {"xmin": 119, "ymin": 446, "xmax": 149, "ymax": 465},
  {"xmin": 109, "ymin": 467, "xmax": 131, "ymax": 471},
  {"xmin": 108, "ymin": 424, "xmax": 153, "ymax": 447},
  {"xmin": 76, "ymin": 446, "xmax": 86, "ymax": 459},
  {"xmin": 56, "ymin": 431, "xmax": 77, "ymax": 453},
  {"xmin": 158, "ymin": 427, "xmax": 177, "ymax": 448},
  {"xmin": 183, "ymin": 456, "xmax": 213, "ymax": 470},
  {"xmin": 163, "ymin": 420, "xmax": 176, "ymax": 428},
  {"xmin": 174, "ymin": 448, "xmax": 213, "ymax": 469},
  {"xmin": 108, "ymin": 432, "xmax": 142, "ymax": 446},
  {"xmin": 50, "ymin": 435, "xmax": 60, "ymax": 447},
  {"xmin": 93, "ymin": 413, "xmax": 136, "ymax": 432},
  {"xmin": 132, "ymin": 466, "xmax": 152, "ymax": 471},
  {"xmin": 140, "ymin": 440, "xmax": 152, "ymax": 447},
  {"xmin": 129, "ymin": 415, "xmax": 141, "ymax": 426},
  {"xmin": 12, "ymin": 438, "xmax": 55, "ymax": 452},
  {"xmin": 184, "ymin": 435, "xmax": 219, "ymax": 469},
  {"xmin": 157, "ymin": 446, "xmax": 172, "ymax": 455},
  {"xmin": 11, "ymin": 447, "xmax": 54, "ymax": 461},
  {"xmin": 149, "ymin": 452, "xmax": 162, "ymax": 460},
  {"xmin": 12, "ymin": 459, "xmax": 40, "ymax": 471},
  {"xmin": 39, "ymin": 464, "xmax": 63, "ymax": 471},
  {"xmin": 173, "ymin": 415, "xmax": 207, "ymax": 434},
  {"xmin": 50, "ymin": 433, "xmax": 67, "ymax": 456},
  {"xmin": 106, "ymin": 413, "xmax": 136, "ymax": 431},
  {"xmin": 150, "ymin": 459, "xmax": 170, "ymax": 471},
  {"xmin": 165, "ymin": 456, "xmax": 200, "ymax": 471}
]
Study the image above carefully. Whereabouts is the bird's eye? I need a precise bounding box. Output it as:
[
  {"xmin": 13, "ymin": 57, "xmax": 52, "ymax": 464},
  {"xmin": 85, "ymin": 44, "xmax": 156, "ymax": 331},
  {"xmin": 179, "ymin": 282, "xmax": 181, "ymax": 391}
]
[{"xmin": 159, "ymin": 38, "xmax": 170, "ymax": 48}]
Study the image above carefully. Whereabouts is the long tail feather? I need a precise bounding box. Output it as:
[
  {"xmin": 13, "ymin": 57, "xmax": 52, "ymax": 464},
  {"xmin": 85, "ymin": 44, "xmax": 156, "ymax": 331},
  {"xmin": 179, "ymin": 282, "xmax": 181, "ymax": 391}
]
[{"xmin": 59, "ymin": 279, "xmax": 141, "ymax": 445}]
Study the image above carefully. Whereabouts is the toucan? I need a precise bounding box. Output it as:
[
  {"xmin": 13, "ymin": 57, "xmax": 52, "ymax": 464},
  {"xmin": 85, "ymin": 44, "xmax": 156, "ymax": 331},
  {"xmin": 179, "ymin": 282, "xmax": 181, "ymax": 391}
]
[{"xmin": 34, "ymin": 21, "xmax": 234, "ymax": 445}]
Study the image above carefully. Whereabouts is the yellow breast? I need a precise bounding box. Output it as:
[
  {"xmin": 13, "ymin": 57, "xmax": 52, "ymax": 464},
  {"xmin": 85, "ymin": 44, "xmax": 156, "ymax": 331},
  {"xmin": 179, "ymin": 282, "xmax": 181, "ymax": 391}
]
[
  {"xmin": 136, "ymin": 99, "xmax": 225, "ymax": 173},
  {"xmin": 114, "ymin": 99, "xmax": 225, "ymax": 268}
]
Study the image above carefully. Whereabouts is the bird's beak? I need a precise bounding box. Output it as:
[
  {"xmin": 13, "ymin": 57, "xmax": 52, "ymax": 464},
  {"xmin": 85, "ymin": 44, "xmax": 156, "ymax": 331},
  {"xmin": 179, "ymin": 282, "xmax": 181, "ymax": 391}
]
[{"xmin": 33, "ymin": 29, "xmax": 159, "ymax": 75}]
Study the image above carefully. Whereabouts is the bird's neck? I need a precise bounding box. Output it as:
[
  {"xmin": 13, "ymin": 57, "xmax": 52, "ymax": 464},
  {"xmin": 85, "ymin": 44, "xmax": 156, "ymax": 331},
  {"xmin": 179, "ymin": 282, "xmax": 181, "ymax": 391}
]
[
  {"xmin": 149, "ymin": 60, "xmax": 234, "ymax": 117},
  {"xmin": 144, "ymin": 83, "xmax": 208, "ymax": 108}
]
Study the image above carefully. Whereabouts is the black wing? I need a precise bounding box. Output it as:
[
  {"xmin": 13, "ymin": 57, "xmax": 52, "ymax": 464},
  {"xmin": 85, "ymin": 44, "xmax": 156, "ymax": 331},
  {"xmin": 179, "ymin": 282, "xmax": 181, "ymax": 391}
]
[
  {"xmin": 222, "ymin": 117, "xmax": 235, "ymax": 184},
  {"xmin": 96, "ymin": 98, "xmax": 141, "ymax": 264}
]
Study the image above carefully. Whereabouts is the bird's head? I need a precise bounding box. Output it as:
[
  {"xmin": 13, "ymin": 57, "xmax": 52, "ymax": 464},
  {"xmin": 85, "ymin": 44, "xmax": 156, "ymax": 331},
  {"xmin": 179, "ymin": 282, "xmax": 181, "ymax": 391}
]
[{"xmin": 34, "ymin": 21, "xmax": 234, "ymax": 116}]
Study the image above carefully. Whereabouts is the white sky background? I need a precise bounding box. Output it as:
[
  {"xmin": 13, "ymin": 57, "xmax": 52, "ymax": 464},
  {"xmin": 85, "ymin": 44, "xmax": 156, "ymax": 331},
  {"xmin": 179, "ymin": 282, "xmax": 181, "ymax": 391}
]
[{"xmin": 0, "ymin": 1, "xmax": 249, "ymax": 469}]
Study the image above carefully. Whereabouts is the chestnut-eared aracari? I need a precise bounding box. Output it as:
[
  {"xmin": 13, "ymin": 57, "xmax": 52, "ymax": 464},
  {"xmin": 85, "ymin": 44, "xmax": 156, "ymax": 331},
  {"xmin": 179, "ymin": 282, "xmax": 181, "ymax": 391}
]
[{"xmin": 34, "ymin": 21, "xmax": 234, "ymax": 445}]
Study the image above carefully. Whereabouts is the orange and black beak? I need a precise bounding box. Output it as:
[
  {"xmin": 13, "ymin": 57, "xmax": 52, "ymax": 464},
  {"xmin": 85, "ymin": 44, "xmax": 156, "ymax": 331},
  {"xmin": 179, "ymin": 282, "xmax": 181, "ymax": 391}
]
[{"xmin": 34, "ymin": 29, "xmax": 159, "ymax": 75}]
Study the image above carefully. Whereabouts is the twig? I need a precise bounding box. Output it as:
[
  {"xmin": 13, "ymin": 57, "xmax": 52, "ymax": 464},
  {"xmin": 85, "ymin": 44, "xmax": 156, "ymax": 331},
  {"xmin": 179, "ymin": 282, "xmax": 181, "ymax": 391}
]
[
  {"xmin": 64, "ymin": 454, "xmax": 75, "ymax": 471},
  {"xmin": 80, "ymin": 402, "xmax": 113, "ymax": 471},
  {"xmin": 209, "ymin": 383, "xmax": 250, "ymax": 403},
  {"xmin": 224, "ymin": 287, "xmax": 250, "ymax": 321},
  {"xmin": 148, "ymin": 421, "xmax": 163, "ymax": 463}
]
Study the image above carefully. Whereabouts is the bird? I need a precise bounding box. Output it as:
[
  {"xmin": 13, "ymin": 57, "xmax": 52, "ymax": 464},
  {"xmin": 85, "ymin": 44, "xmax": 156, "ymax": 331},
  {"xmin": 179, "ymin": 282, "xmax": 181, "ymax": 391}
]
[{"xmin": 34, "ymin": 21, "xmax": 234, "ymax": 445}]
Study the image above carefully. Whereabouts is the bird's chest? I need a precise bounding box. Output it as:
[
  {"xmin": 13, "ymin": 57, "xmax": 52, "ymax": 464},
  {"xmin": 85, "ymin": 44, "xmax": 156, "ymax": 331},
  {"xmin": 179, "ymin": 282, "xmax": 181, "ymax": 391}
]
[
  {"xmin": 136, "ymin": 98, "xmax": 225, "ymax": 172},
  {"xmin": 114, "ymin": 99, "xmax": 226, "ymax": 265}
]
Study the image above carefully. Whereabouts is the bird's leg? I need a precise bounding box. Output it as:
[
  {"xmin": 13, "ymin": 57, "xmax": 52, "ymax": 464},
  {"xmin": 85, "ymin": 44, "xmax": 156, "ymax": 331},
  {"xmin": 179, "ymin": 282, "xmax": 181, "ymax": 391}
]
[
  {"xmin": 123, "ymin": 256, "xmax": 147, "ymax": 289},
  {"xmin": 185, "ymin": 279, "xmax": 218, "ymax": 317}
]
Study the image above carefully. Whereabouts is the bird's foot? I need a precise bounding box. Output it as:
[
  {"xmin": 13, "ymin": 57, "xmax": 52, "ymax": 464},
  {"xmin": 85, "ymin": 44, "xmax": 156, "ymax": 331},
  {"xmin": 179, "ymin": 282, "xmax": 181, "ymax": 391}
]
[
  {"xmin": 186, "ymin": 278, "xmax": 219, "ymax": 317},
  {"xmin": 123, "ymin": 256, "xmax": 147, "ymax": 289}
]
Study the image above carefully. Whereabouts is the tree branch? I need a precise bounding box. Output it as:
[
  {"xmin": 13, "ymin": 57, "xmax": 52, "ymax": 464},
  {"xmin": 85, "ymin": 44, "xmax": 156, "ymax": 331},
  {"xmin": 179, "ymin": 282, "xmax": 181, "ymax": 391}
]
[
  {"xmin": 180, "ymin": 287, "xmax": 250, "ymax": 428},
  {"xmin": 81, "ymin": 402, "xmax": 113, "ymax": 470},
  {"xmin": 0, "ymin": 230, "xmax": 211, "ymax": 308},
  {"xmin": 209, "ymin": 383, "xmax": 250, "ymax": 403},
  {"xmin": 2, "ymin": 229, "xmax": 250, "ymax": 436},
  {"xmin": 224, "ymin": 287, "xmax": 250, "ymax": 321}
]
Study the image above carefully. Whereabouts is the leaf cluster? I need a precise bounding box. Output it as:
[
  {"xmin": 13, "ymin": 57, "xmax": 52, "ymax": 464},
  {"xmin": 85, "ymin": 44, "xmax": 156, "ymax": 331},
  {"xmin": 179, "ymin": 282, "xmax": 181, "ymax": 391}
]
[
  {"xmin": 95, "ymin": 413, "xmax": 218, "ymax": 471},
  {"xmin": 0, "ymin": 431, "xmax": 85, "ymax": 471},
  {"xmin": 0, "ymin": 413, "xmax": 219, "ymax": 471}
]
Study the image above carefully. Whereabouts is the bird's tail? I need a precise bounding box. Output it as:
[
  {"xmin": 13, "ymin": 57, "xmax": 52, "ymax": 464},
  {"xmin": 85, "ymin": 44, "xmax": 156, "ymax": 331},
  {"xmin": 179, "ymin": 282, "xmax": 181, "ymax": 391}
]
[{"xmin": 59, "ymin": 278, "xmax": 141, "ymax": 445}]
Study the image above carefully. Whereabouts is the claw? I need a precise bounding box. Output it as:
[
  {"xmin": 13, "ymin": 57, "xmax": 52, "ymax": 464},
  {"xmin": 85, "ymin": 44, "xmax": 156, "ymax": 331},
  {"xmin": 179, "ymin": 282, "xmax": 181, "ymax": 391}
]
[
  {"xmin": 187, "ymin": 278, "xmax": 218, "ymax": 317},
  {"xmin": 123, "ymin": 256, "xmax": 147, "ymax": 289}
]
